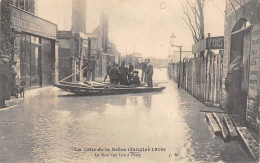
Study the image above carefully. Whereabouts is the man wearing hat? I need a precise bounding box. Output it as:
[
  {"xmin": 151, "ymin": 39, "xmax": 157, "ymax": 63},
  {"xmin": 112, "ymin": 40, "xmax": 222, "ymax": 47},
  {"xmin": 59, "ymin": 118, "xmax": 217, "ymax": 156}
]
[
  {"xmin": 0, "ymin": 55, "xmax": 11, "ymax": 108},
  {"xmin": 87, "ymin": 55, "xmax": 97, "ymax": 81},
  {"xmin": 129, "ymin": 70, "xmax": 140, "ymax": 85}
]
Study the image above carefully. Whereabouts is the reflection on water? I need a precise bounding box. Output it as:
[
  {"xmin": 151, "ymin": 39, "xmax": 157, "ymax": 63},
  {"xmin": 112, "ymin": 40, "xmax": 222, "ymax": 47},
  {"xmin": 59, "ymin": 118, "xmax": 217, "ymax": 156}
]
[{"xmin": 0, "ymin": 68, "xmax": 251, "ymax": 163}]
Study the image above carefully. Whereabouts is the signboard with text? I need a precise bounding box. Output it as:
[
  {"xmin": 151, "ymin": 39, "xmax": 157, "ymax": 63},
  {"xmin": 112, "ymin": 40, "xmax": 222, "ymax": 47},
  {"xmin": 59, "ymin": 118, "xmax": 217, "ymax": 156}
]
[
  {"xmin": 206, "ymin": 36, "xmax": 224, "ymax": 50},
  {"xmin": 192, "ymin": 36, "xmax": 224, "ymax": 53},
  {"xmin": 10, "ymin": 6, "xmax": 57, "ymax": 39}
]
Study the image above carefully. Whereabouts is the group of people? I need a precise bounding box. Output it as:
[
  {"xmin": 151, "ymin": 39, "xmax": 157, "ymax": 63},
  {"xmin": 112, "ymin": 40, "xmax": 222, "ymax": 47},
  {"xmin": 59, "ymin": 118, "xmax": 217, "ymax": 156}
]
[
  {"xmin": 0, "ymin": 55, "xmax": 18, "ymax": 108},
  {"xmin": 81, "ymin": 56, "xmax": 154, "ymax": 87},
  {"xmin": 104, "ymin": 59, "xmax": 153, "ymax": 87}
]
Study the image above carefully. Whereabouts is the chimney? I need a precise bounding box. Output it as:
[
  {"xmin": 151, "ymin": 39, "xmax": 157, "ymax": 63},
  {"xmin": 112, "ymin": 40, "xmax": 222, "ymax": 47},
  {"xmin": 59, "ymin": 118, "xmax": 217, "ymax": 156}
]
[{"xmin": 72, "ymin": 0, "xmax": 86, "ymax": 33}]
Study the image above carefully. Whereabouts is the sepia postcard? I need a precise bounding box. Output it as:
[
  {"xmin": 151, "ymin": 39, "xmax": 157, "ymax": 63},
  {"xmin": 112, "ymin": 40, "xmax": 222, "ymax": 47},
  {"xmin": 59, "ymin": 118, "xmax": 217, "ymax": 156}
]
[{"xmin": 0, "ymin": 0, "xmax": 259, "ymax": 162}]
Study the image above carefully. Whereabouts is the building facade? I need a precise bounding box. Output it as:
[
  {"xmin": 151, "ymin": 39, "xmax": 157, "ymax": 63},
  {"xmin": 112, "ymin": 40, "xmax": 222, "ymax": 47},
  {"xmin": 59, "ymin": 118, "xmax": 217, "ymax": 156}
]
[
  {"xmin": 0, "ymin": 0, "xmax": 58, "ymax": 88},
  {"xmin": 223, "ymin": 0, "xmax": 260, "ymax": 131},
  {"xmin": 58, "ymin": 31, "xmax": 88, "ymax": 82}
]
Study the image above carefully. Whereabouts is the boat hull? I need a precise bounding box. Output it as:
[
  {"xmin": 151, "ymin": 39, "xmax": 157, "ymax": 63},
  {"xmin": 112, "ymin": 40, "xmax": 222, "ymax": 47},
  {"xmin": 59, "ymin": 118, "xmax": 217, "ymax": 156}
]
[{"xmin": 54, "ymin": 83, "xmax": 165, "ymax": 96}]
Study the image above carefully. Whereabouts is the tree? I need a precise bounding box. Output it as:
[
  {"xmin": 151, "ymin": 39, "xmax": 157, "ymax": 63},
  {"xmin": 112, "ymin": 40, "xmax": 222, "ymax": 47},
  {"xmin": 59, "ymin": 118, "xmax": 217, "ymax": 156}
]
[
  {"xmin": 179, "ymin": 0, "xmax": 205, "ymax": 43},
  {"xmin": 0, "ymin": 0, "xmax": 15, "ymax": 59}
]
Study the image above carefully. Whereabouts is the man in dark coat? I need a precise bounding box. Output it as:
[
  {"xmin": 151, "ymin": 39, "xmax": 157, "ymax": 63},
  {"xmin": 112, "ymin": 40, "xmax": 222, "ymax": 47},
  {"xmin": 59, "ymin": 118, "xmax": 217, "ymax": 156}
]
[
  {"xmin": 128, "ymin": 62, "xmax": 134, "ymax": 80},
  {"xmin": 82, "ymin": 59, "xmax": 88, "ymax": 80},
  {"xmin": 129, "ymin": 71, "xmax": 140, "ymax": 85},
  {"xmin": 10, "ymin": 61, "xmax": 17, "ymax": 96},
  {"xmin": 147, "ymin": 62, "xmax": 153, "ymax": 87},
  {"xmin": 109, "ymin": 64, "xmax": 120, "ymax": 84},
  {"xmin": 225, "ymin": 55, "xmax": 243, "ymax": 113},
  {"xmin": 87, "ymin": 56, "xmax": 97, "ymax": 81},
  {"xmin": 104, "ymin": 62, "xmax": 112, "ymax": 82},
  {"xmin": 119, "ymin": 61, "xmax": 128, "ymax": 85},
  {"xmin": 0, "ymin": 55, "xmax": 11, "ymax": 108},
  {"xmin": 139, "ymin": 59, "xmax": 149, "ymax": 82}
]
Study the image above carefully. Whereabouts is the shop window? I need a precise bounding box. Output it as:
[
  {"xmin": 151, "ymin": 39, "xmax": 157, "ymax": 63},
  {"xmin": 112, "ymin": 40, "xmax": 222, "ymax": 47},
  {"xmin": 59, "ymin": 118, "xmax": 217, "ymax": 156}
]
[
  {"xmin": 19, "ymin": 0, "xmax": 25, "ymax": 10},
  {"xmin": 25, "ymin": 0, "xmax": 29, "ymax": 12}
]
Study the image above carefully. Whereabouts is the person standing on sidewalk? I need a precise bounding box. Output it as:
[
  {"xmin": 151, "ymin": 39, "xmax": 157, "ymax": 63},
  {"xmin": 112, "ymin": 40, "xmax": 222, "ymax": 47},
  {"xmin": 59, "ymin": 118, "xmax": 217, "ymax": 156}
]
[
  {"xmin": 0, "ymin": 55, "xmax": 11, "ymax": 108},
  {"xmin": 87, "ymin": 56, "xmax": 97, "ymax": 81},
  {"xmin": 10, "ymin": 61, "xmax": 17, "ymax": 96}
]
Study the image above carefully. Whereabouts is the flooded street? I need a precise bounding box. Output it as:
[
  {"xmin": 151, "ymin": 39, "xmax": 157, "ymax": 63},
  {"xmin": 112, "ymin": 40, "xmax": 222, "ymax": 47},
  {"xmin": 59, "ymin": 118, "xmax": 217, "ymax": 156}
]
[{"xmin": 0, "ymin": 69, "xmax": 252, "ymax": 163}]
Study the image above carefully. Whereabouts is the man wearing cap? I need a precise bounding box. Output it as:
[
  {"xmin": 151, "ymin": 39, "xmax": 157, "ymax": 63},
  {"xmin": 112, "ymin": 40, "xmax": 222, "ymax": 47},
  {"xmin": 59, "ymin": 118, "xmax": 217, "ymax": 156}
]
[
  {"xmin": 87, "ymin": 56, "xmax": 97, "ymax": 81},
  {"xmin": 0, "ymin": 55, "xmax": 11, "ymax": 108}
]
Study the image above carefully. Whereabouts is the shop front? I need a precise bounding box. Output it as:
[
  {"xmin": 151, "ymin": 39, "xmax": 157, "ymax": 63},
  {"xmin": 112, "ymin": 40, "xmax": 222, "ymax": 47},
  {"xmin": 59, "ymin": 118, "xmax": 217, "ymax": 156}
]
[{"xmin": 11, "ymin": 5, "xmax": 58, "ymax": 88}]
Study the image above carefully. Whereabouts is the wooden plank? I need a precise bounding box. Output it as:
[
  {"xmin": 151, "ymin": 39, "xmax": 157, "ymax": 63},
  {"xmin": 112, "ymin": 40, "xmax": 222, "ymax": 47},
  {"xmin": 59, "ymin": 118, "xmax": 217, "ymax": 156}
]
[
  {"xmin": 212, "ymin": 113, "xmax": 230, "ymax": 142},
  {"xmin": 237, "ymin": 127, "xmax": 259, "ymax": 161},
  {"xmin": 200, "ymin": 110, "xmax": 227, "ymax": 114},
  {"xmin": 205, "ymin": 113, "xmax": 221, "ymax": 136},
  {"xmin": 223, "ymin": 115, "xmax": 238, "ymax": 138}
]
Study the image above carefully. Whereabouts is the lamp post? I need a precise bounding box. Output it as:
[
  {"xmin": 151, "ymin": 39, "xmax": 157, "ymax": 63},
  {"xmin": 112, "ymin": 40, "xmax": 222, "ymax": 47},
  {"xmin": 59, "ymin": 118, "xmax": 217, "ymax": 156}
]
[{"xmin": 169, "ymin": 33, "xmax": 176, "ymax": 60}]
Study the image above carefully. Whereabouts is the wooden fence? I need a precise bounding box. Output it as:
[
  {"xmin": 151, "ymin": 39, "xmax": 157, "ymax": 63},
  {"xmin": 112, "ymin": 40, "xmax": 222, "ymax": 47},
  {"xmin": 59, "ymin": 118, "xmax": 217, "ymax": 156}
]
[{"xmin": 168, "ymin": 51, "xmax": 223, "ymax": 106}]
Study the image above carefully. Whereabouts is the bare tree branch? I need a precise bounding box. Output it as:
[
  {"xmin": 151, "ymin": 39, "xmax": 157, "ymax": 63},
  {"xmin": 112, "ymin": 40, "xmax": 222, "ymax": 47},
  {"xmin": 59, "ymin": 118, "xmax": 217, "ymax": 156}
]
[{"xmin": 179, "ymin": 0, "xmax": 205, "ymax": 43}]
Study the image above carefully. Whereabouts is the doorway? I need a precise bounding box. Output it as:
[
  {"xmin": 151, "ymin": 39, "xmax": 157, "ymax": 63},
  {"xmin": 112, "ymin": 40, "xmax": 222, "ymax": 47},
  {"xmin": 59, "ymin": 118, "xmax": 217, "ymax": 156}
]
[
  {"xmin": 230, "ymin": 18, "xmax": 252, "ymax": 118},
  {"xmin": 30, "ymin": 36, "xmax": 42, "ymax": 87}
]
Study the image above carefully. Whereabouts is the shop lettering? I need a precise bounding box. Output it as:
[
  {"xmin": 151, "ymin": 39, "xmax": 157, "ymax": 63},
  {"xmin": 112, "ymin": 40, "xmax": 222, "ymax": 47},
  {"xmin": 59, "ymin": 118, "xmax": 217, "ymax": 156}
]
[
  {"xmin": 252, "ymin": 39, "xmax": 259, "ymax": 45},
  {"xmin": 206, "ymin": 37, "xmax": 224, "ymax": 50},
  {"xmin": 251, "ymin": 49, "xmax": 257, "ymax": 55},
  {"xmin": 250, "ymin": 59, "xmax": 257, "ymax": 65},
  {"xmin": 250, "ymin": 71, "xmax": 258, "ymax": 75}
]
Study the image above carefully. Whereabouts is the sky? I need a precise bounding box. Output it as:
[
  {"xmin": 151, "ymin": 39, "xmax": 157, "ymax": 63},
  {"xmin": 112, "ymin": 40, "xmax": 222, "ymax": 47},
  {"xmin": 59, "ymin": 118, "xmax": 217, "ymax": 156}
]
[{"xmin": 37, "ymin": 0, "xmax": 226, "ymax": 59}]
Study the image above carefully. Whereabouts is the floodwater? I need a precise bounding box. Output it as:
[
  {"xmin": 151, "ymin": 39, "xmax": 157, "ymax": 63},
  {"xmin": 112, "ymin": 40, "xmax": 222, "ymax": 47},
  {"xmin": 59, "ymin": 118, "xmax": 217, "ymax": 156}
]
[{"xmin": 0, "ymin": 69, "xmax": 252, "ymax": 163}]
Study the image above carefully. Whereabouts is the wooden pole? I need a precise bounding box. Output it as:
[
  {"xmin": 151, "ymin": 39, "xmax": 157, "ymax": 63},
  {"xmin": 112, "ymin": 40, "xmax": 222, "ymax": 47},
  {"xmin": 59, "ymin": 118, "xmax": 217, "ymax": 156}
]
[
  {"xmin": 178, "ymin": 46, "xmax": 182, "ymax": 88},
  {"xmin": 88, "ymin": 37, "xmax": 91, "ymax": 59}
]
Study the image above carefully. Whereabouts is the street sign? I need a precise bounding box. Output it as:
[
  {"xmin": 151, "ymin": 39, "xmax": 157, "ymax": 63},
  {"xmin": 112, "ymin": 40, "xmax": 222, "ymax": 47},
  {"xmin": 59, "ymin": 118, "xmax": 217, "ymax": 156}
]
[
  {"xmin": 192, "ymin": 36, "xmax": 224, "ymax": 53},
  {"xmin": 206, "ymin": 36, "xmax": 224, "ymax": 50}
]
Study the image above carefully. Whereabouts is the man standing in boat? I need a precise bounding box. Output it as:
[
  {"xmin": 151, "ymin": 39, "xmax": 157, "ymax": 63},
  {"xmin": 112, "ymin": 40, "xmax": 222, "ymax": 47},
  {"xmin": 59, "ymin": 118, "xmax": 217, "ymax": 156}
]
[
  {"xmin": 87, "ymin": 56, "xmax": 97, "ymax": 81},
  {"xmin": 119, "ymin": 61, "xmax": 128, "ymax": 85},
  {"xmin": 147, "ymin": 61, "xmax": 153, "ymax": 87},
  {"xmin": 104, "ymin": 62, "xmax": 112, "ymax": 82},
  {"xmin": 82, "ymin": 58, "xmax": 88, "ymax": 81},
  {"xmin": 109, "ymin": 62, "xmax": 120, "ymax": 84}
]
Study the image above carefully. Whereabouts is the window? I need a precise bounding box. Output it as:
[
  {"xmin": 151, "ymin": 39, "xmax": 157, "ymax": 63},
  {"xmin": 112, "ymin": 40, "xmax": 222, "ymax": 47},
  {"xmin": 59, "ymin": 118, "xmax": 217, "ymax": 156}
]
[
  {"xmin": 25, "ymin": 0, "xmax": 29, "ymax": 12},
  {"xmin": 19, "ymin": 0, "xmax": 25, "ymax": 9}
]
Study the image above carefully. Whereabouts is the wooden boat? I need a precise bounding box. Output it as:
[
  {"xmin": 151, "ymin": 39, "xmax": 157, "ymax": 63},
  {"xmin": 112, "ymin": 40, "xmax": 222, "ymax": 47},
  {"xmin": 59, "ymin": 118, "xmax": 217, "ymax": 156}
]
[{"xmin": 54, "ymin": 81, "xmax": 165, "ymax": 96}]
